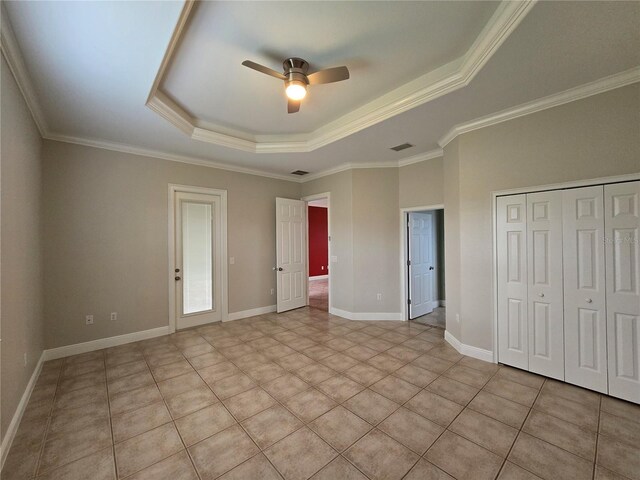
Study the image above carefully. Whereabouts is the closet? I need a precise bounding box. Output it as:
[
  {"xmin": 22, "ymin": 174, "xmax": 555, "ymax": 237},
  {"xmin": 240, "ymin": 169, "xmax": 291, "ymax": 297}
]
[{"xmin": 497, "ymin": 180, "xmax": 639, "ymax": 404}]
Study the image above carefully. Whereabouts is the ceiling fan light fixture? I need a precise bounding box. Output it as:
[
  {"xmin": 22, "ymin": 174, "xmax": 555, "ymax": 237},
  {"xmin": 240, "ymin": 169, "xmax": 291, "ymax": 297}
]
[{"xmin": 285, "ymin": 80, "xmax": 307, "ymax": 100}]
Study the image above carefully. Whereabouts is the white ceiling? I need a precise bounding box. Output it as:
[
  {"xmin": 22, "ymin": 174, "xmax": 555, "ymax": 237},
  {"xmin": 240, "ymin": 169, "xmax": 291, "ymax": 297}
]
[
  {"xmin": 162, "ymin": 1, "xmax": 499, "ymax": 135},
  {"xmin": 3, "ymin": 1, "xmax": 639, "ymax": 179}
]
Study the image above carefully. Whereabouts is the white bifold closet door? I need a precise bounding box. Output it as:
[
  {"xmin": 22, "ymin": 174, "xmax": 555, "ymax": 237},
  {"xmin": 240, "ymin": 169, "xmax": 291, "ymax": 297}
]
[
  {"xmin": 563, "ymin": 186, "xmax": 608, "ymax": 393},
  {"xmin": 527, "ymin": 191, "xmax": 564, "ymax": 380},
  {"xmin": 604, "ymin": 181, "xmax": 640, "ymax": 403},
  {"xmin": 497, "ymin": 195, "xmax": 529, "ymax": 369}
]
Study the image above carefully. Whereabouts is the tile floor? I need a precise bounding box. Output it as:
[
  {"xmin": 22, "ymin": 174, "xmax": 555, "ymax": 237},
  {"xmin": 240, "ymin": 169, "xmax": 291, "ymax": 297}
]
[
  {"xmin": 308, "ymin": 279, "xmax": 328, "ymax": 311},
  {"xmin": 412, "ymin": 306, "xmax": 446, "ymax": 329},
  {"xmin": 3, "ymin": 306, "xmax": 639, "ymax": 480}
]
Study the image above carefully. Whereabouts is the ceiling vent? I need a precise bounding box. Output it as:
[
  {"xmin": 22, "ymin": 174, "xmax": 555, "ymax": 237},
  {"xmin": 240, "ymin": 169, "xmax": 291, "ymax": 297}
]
[
  {"xmin": 290, "ymin": 170, "xmax": 309, "ymax": 176},
  {"xmin": 390, "ymin": 142, "xmax": 414, "ymax": 152}
]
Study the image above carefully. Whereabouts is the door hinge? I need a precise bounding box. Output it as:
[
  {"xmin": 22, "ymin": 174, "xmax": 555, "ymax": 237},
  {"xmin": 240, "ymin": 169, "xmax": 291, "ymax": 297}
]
[
  {"xmin": 407, "ymin": 260, "xmax": 411, "ymax": 266},
  {"xmin": 407, "ymin": 299, "xmax": 412, "ymax": 305}
]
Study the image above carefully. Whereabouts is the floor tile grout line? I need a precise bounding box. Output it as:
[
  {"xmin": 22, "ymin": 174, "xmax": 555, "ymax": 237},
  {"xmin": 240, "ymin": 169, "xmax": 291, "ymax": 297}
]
[{"xmin": 592, "ymin": 394, "xmax": 602, "ymax": 480}]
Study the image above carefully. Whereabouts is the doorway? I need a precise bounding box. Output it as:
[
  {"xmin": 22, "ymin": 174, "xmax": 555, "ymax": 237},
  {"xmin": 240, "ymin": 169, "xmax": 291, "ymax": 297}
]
[
  {"xmin": 401, "ymin": 206, "xmax": 445, "ymax": 327},
  {"xmin": 304, "ymin": 193, "xmax": 331, "ymax": 312},
  {"xmin": 169, "ymin": 185, "xmax": 228, "ymax": 331}
]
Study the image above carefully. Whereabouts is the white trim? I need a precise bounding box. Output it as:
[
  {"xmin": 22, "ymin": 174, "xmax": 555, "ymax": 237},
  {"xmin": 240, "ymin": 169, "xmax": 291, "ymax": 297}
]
[
  {"xmin": 168, "ymin": 184, "xmax": 228, "ymax": 333},
  {"xmin": 439, "ymin": 66, "xmax": 640, "ymax": 148},
  {"xmin": 43, "ymin": 327, "xmax": 170, "ymax": 362},
  {"xmin": 329, "ymin": 307, "xmax": 403, "ymax": 321},
  {"xmin": 302, "ymin": 192, "xmax": 332, "ymax": 313},
  {"xmin": 226, "ymin": 305, "xmax": 277, "ymax": 322},
  {"xmin": 309, "ymin": 275, "xmax": 328, "ymax": 280},
  {"xmin": 400, "ymin": 204, "xmax": 445, "ymax": 321},
  {"xmin": 397, "ymin": 149, "xmax": 444, "ymax": 168},
  {"xmin": 145, "ymin": 2, "xmax": 534, "ymax": 153},
  {"xmin": 0, "ymin": 5, "xmax": 48, "ymax": 136},
  {"xmin": 44, "ymin": 133, "xmax": 296, "ymax": 183},
  {"xmin": 491, "ymin": 173, "xmax": 640, "ymax": 364},
  {"xmin": 445, "ymin": 331, "xmax": 494, "ymax": 363},
  {"xmin": 0, "ymin": 352, "xmax": 45, "ymax": 470}
]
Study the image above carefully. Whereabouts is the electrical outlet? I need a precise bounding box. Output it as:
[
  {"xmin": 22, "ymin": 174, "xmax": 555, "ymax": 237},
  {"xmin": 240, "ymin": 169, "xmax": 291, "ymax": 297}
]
[
  {"xmin": 456, "ymin": 313, "xmax": 460, "ymax": 323},
  {"xmin": 270, "ymin": 288, "xmax": 274, "ymax": 295},
  {"xmin": 85, "ymin": 315, "xmax": 94, "ymax": 325},
  {"xmin": 229, "ymin": 257, "xmax": 235, "ymax": 265},
  {"xmin": 376, "ymin": 293, "xmax": 382, "ymax": 301},
  {"xmin": 24, "ymin": 352, "xmax": 27, "ymax": 366},
  {"xmin": 331, "ymin": 256, "xmax": 338, "ymax": 263},
  {"xmin": 110, "ymin": 312, "xmax": 118, "ymax": 321}
]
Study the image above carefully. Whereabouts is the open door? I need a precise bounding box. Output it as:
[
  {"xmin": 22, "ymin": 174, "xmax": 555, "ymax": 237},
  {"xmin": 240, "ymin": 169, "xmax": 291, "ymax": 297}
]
[
  {"xmin": 276, "ymin": 197, "xmax": 307, "ymax": 313},
  {"xmin": 408, "ymin": 211, "xmax": 436, "ymax": 319}
]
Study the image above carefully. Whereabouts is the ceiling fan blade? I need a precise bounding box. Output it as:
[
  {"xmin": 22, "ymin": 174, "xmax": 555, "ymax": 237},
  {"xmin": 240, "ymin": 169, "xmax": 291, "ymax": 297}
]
[
  {"xmin": 288, "ymin": 99, "xmax": 300, "ymax": 114},
  {"xmin": 307, "ymin": 66, "xmax": 350, "ymax": 85},
  {"xmin": 242, "ymin": 60, "xmax": 286, "ymax": 80}
]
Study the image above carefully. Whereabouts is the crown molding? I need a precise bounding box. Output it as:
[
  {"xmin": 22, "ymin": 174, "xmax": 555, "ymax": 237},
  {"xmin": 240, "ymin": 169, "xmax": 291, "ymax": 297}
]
[
  {"xmin": 397, "ymin": 149, "xmax": 444, "ymax": 168},
  {"xmin": 146, "ymin": 0, "xmax": 536, "ymax": 153},
  {"xmin": 0, "ymin": 4, "xmax": 49, "ymax": 136},
  {"xmin": 43, "ymin": 133, "xmax": 297, "ymax": 182},
  {"xmin": 438, "ymin": 66, "xmax": 640, "ymax": 148}
]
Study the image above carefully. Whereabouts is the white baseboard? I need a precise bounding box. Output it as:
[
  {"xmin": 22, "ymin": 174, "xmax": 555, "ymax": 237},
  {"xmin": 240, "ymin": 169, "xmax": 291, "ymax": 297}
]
[
  {"xmin": 1, "ymin": 351, "xmax": 45, "ymax": 470},
  {"xmin": 43, "ymin": 326, "xmax": 170, "ymax": 361},
  {"xmin": 309, "ymin": 275, "xmax": 328, "ymax": 280},
  {"xmin": 445, "ymin": 331, "xmax": 494, "ymax": 363},
  {"xmin": 329, "ymin": 307, "xmax": 403, "ymax": 321},
  {"xmin": 226, "ymin": 305, "xmax": 276, "ymax": 322}
]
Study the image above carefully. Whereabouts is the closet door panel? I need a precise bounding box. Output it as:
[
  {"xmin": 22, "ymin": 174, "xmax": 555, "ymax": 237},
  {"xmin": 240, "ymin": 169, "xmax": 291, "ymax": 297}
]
[
  {"xmin": 497, "ymin": 195, "xmax": 528, "ymax": 369},
  {"xmin": 605, "ymin": 181, "xmax": 640, "ymax": 403},
  {"xmin": 527, "ymin": 191, "xmax": 564, "ymax": 380},
  {"xmin": 563, "ymin": 186, "xmax": 608, "ymax": 393}
]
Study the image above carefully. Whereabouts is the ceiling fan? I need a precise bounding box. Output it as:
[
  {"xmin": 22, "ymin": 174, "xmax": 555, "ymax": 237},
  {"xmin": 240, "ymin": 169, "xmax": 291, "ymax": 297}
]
[{"xmin": 241, "ymin": 57, "xmax": 350, "ymax": 113}]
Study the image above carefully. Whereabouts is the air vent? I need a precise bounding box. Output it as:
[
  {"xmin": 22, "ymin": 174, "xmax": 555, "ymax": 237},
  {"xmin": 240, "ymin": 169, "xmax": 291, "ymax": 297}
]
[
  {"xmin": 290, "ymin": 170, "xmax": 309, "ymax": 176},
  {"xmin": 390, "ymin": 143, "xmax": 414, "ymax": 152}
]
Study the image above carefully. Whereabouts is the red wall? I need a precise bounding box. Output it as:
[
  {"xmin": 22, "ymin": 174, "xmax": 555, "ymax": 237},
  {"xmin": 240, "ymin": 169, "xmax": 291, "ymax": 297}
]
[{"xmin": 308, "ymin": 206, "xmax": 328, "ymax": 277}]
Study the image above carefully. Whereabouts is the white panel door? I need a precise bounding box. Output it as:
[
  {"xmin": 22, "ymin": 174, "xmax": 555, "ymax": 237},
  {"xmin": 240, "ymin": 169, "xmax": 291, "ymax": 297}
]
[
  {"xmin": 276, "ymin": 197, "xmax": 307, "ymax": 313},
  {"xmin": 563, "ymin": 186, "xmax": 608, "ymax": 393},
  {"xmin": 175, "ymin": 192, "xmax": 222, "ymax": 329},
  {"xmin": 527, "ymin": 191, "xmax": 564, "ymax": 380},
  {"xmin": 497, "ymin": 195, "xmax": 529, "ymax": 370},
  {"xmin": 605, "ymin": 181, "xmax": 640, "ymax": 403},
  {"xmin": 408, "ymin": 212, "xmax": 436, "ymax": 319}
]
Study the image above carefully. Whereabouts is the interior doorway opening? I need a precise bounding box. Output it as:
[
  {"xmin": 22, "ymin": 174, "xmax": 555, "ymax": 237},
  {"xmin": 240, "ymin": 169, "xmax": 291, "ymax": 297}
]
[
  {"xmin": 402, "ymin": 206, "xmax": 445, "ymax": 327},
  {"xmin": 304, "ymin": 194, "xmax": 330, "ymax": 312}
]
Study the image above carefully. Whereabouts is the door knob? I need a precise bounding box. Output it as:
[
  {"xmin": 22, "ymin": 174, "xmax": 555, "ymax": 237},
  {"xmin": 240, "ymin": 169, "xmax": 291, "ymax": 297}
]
[
  {"xmin": 277, "ymin": 267, "xmax": 284, "ymax": 271},
  {"xmin": 175, "ymin": 268, "xmax": 180, "ymax": 273},
  {"xmin": 538, "ymin": 293, "xmax": 544, "ymax": 297},
  {"xmin": 175, "ymin": 276, "xmax": 181, "ymax": 281},
  {"xmin": 586, "ymin": 298, "xmax": 593, "ymax": 303},
  {"xmin": 429, "ymin": 266, "xmax": 434, "ymax": 270}
]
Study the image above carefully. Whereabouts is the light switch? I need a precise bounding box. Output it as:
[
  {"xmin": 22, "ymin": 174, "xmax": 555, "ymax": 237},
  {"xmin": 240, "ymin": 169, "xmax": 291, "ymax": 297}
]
[{"xmin": 229, "ymin": 257, "xmax": 235, "ymax": 265}]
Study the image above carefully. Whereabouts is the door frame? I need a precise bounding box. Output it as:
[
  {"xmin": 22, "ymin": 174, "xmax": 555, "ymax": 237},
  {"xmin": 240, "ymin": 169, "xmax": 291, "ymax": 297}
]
[
  {"xmin": 168, "ymin": 184, "xmax": 228, "ymax": 333},
  {"xmin": 491, "ymin": 173, "xmax": 640, "ymax": 363},
  {"xmin": 302, "ymin": 192, "xmax": 331, "ymax": 312},
  {"xmin": 400, "ymin": 204, "xmax": 444, "ymax": 321}
]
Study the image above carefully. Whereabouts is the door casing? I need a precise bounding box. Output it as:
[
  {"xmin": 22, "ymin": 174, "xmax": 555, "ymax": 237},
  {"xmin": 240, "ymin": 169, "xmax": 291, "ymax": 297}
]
[
  {"xmin": 168, "ymin": 184, "xmax": 228, "ymax": 333},
  {"xmin": 302, "ymin": 193, "xmax": 332, "ymax": 313},
  {"xmin": 400, "ymin": 204, "xmax": 444, "ymax": 321}
]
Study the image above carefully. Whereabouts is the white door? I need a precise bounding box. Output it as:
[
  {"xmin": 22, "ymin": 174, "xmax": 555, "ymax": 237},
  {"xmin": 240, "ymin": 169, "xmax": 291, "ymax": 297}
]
[
  {"xmin": 563, "ymin": 186, "xmax": 608, "ymax": 393},
  {"xmin": 276, "ymin": 197, "xmax": 307, "ymax": 313},
  {"xmin": 408, "ymin": 212, "xmax": 436, "ymax": 319},
  {"xmin": 527, "ymin": 191, "xmax": 565, "ymax": 380},
  {"xmin": 175, "ymin": 192, "xmax": 222, "ymax": 329},
  {"xmin": 605, "ymin": 181, "xmax": 640, "ymax": 403},
  {"xmin": 497, "ymin": 195, "xmax": 529, "ymax": 370}
]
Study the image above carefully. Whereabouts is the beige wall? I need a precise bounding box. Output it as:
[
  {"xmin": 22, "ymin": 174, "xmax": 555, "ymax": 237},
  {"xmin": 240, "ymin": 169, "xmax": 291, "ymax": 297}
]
[
  {"xmin": 352, "ymin": 168, "xmax": 400, "ymax": 313},
  {"xmin": 1, "ymin": 57, "xmax": 44, "ymax": 439},
  {"xmin": 445, "ymin": 83, "xmax": 640, "ymax": 351},
  {"xmin": 42, "ymin": 140, "xmax": 300, "ymax": 348},
  {"xmin": 300, "ymin": 170, "xmax": 354, "ymax": 312},
  {"xmin": 399, "ymin": 156, "xmax": 444, "ymax": 208}
]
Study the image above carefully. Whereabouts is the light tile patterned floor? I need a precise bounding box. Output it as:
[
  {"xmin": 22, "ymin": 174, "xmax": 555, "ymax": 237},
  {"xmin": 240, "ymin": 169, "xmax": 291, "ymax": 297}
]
[
  {"xmin": 3, "ymin": 307, "xmax": 639, "ymax": 480},
  {"xmin": 412, "ymin": 306, "xmax": 446, "ymax": 329},
  {"xmin": 308, "ymin": 279, "xmax": 328, "ymax": 311}
]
